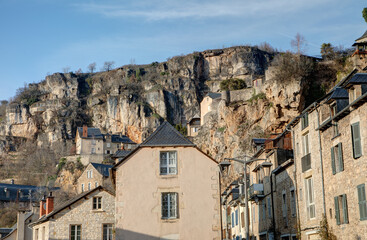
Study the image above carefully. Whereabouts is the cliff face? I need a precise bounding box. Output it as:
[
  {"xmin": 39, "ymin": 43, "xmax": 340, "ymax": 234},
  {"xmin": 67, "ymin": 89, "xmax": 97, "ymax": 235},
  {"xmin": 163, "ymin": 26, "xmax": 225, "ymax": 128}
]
[{"xmin": 0, "ymin": 46, "xmax": 274, "ymax": 150}]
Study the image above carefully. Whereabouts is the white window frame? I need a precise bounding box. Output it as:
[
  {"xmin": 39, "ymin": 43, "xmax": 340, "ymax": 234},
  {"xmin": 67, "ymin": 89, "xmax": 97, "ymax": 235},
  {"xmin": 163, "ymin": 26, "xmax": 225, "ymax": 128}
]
[
  {"xmin": 70, "ymin": 225, "xmax": 81, "ymax": 240},
  {"xmin": 305, "ymin": 177, "xmax": 315, "ymax": 219},
  {"xmin": 106, "ymin": 143, "xmax": 111, "ymax": 148},
  {"xmin": 102, "ymin": 224, "xmax": 113, "ymax": 240},
  {"xmin": 81, "ymin": 184, "xmax": 84, "ymax": 192},
  {"xmin": 93, "ymin": 196, "xmax": 102, "ymax": 210},
  {"xmin": 160, "ymin": 151, "xmax": 177, "ymax": 175},
  {"xmin": 161, "ymin": 192, "xmax": 178, "ymax": 219},
  {"xmin": 88, "ymin": 182, "xmax": 91, "ymax": 191},
  {"xmin": 302, "ymin": 133, "xmax": 310, "ymax": 156}
]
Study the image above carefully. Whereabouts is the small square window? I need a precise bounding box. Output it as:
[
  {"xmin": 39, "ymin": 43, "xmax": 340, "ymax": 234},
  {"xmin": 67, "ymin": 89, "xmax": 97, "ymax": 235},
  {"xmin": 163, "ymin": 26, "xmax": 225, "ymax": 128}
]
[
  {"xmin": 93, "ymin": 197, "xmax": 102, "ymax": 210},
  {"xmin": 162, "ymin": 193, "xmax": 178, "ymax": 219},
  {"xmin": 160, "ymin": 151, "xmax": 177, "ymax": 175}
]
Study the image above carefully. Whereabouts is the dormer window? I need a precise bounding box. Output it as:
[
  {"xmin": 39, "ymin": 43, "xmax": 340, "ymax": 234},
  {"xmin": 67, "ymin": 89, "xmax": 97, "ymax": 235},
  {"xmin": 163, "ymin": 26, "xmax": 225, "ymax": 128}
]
[
  {"xmin": 349, "ymin": 87, "xmax": 357, "ymax": 103},
  {"xmin": 330, "ymin": 103, "xmax": 337, "ymax": 117},
  {"xmin": 301, "ymin": 112, "xmax": 309, "ymax": 130}
]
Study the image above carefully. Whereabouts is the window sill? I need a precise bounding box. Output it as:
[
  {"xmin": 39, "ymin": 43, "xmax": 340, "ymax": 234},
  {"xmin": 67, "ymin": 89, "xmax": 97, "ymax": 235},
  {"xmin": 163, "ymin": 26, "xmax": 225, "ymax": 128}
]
[
  {"xmin": 331, "ymin": 133, "xmax": 341, "ymax": 140},
  {"xmin": 161, "ymin": 218, "xmax": 179, "ymax": 223},
  {"xmin": 92, "ymin": 209, "xmax": 104, "ymax": 212},
  {"xmin": 160, "ymin": 174, "xmax": 178, "ymax": 179}
]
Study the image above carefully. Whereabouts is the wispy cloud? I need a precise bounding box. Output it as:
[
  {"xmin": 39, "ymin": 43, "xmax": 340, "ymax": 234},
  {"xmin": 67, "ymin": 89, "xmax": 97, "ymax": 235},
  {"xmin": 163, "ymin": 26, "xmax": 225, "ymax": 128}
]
[{"xmin": 74, "ymin": 0, "xmax": 333, "ymax": 21}]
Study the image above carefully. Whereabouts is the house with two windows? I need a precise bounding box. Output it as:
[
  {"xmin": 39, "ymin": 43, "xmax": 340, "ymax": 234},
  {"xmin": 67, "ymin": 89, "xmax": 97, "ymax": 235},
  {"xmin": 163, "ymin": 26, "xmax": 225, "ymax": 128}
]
[
  {"xmin": 30, "ymin": 186, "xmax": 115, "ymax": 240},
  {"xmin": 77, "ymin": 163, "xmax": 113, "ymax": 194},
  {"xmin": 289, "ymin": 70, "xmax": 367, "ymax": 239},
  {"xmin": 111, "ymin": 121, "xmax": 221, "ymax": 240}
]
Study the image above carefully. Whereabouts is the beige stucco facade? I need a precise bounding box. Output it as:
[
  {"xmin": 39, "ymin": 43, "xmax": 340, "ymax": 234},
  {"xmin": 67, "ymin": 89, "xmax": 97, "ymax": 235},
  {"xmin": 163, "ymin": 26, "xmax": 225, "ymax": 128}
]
[
  {"xmin": 77, "ymin": 163, "xmax": 112, "ymax": 194},
  {"xmin": 114, "ymin": 146, "xmax": 221, "ymax": 240},
  {"xmin": 200, "ymin": 95, "xmax": 221, "ymax": 125},
  {"xmin": 31, "ymin": 189, "xmax": 115, "ymax": 240}
]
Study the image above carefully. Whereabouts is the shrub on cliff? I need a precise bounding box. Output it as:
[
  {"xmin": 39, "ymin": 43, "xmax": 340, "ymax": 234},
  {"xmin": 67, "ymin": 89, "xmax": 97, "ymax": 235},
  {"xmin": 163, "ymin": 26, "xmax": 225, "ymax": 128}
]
[
  {"xmin": 271, "ymin": 52, "xmax": 314, "ymax": 83},
  {"xmin": 220, "ymin": 78, "xmax": 247, "ymax": 91},
  {"xmin": 13, "ymin": 84, "xmax": 43, "ymax": 106}
]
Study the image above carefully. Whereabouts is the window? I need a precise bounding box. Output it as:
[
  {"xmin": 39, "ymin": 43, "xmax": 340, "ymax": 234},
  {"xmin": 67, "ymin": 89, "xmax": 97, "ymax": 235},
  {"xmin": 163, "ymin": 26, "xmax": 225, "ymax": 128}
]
[
  {"xmin": 301, "ymin": 112, "xmax": 309, "ymax": 129},
  {"xmin": 35, "ymin": 228, "xmax": 39, "ymax": 240},
  {"xmin": 351, "ymin": 122, "xmax": 362, "ymax": 158},
  {"xmin": 231, "ymin": 212, "xmax": 234, "ymax": 227},
  {"xmin": 88, "ymin": 182, "xmax": 91, "ymax": 191},
  {"xmin": 331, "ymin": 143, "xmax": 344, "ymax": 174},
  {"xmin": 357, "ymin": 184, "xmax": 367, "ymax": 221},
  {"xmin": 301, "ymin": 133, "xmax": 311, "ymax": 172},
  {"xmin": 91, "ymin": 148, "xmax": 96, "ymax": 154},
  {"xmin": 70, "ymin": 225, "xmax": 81, "ymax": 240},
  {"xmin": 235, "ymin": 209, "xmax": 239, "ymax": 226},
  {"xmin": 95, "ymin": 182, "xmax": 98, "ymax": 188},
  {"xmin": 162, "ymin": 193, "xmax": 178, "ymax": 219},
  {"xmin": 193, "ymin": 127, "xmax": 198, "ymax": 133},
  {"xmin": 267, "ymin": 196, "xmax": 272, "ymax": 219},
  {"xmin": 106, "ymin": 150, "xmax": 110, "ymax": 154},
  {"xmin": 350, "ymin": 87, "xmax": 356, "ymax": 102},
  {"xmin": 81, "ymin": 184, "xmax": 84, "ymax": 193},
  {"xmin": 333, "ymin": 121, "xmax": 339, "ymax": 137},
  {"xmin": 305, "ymin": 177, "xmax": 315, "ymax": 219},
  {"xmin": 160, "ymin": 151, "xmax": 177, "ymax": 175},
  {"xmin": 103, "ymin": 224, "xmax": 113, "ymax": 240},
  {"xmin": 93, "ymin": 197, "xmax": 102, "ymax": 210},
  {"xmin": 262, "ymin": 202, "xmax": 266, "ymax": 221},
  {"xmin": 330, "ymin": 103, "xmax": 337, "ymax": 117},
  {"xmin": 290, "ymin": 189, "xmax": 296, "ymax": 217},
  {"xmin": 302, "ymin": 133, "xmax": 310, "ymax": 156},
  {"xmin": 282, "ymin": 192, "xmax": 287, "ymax": 217},
  {"xmin": 92, "ymin": 139, "xmax": 96, "ymax": 145},
  {"xmin": 106, "ymin": 143, "xmax": 110, "ymax": 148},
  {"xmin": 87, "ymin": 170, "xmax": 93, "ymax": 179},
  {"xmin": 334, "ymin": 194, "xmax": 349, "ymax": 225}
]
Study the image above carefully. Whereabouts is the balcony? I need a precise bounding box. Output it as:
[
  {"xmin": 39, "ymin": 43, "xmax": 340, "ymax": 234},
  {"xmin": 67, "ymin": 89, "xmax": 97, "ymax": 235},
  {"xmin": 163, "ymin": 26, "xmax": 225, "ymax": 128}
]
[{"xmin": 248, "ymin": 183, "xmax": 264, "ymax": 201}]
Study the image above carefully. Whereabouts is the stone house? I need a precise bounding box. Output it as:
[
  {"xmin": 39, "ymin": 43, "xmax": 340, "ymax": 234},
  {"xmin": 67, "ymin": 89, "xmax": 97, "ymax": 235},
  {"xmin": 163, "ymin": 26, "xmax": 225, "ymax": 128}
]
[
  {"xmin": 111, "ymin": 121, "xmax": 221, "ymax": 240},
  {"xmin": 111, "ymin": 149, "xmax": 131, "ymax": 163},
  {"xmin": 200, "ymin": 92, "xmax": 222, "ymax": 125},
  {"xmin": 75, "ymin": 126, "xmax": 104, "ymax": 162},
  {"xmin": 289, "ymin": 70, "xmax": 367, "ymax": 239},
  {"xmin": 2, "ymin": 205, "xmax": 39, "ymax": 240},
  {"xmin": 186, "ymin": 114, "xmax": 200, "ymax": 137},
  {"xmin": 103, "ymin": 133, "xmax": 136, "ymax": 154},
  {"xmin": 352, "ymin": 30, "xmax": 367, "ymax": 69},
  {"xmin": 77, "ymin": 163, "xmax": 113, "ymax": 194},
  {"xmin": 30, "ymin": 186, "xmax": 115, "ymax": 240}
]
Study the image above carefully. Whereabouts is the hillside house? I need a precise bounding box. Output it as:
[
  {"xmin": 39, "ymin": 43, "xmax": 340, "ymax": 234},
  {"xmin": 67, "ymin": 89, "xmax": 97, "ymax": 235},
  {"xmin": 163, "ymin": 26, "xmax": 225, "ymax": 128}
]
[
  {"xmin": 186, "ymin": 114, "xmax": 200, "ymax": 137},
  {"xmin": 352, "ymin": 30, "xmax": 367, "ymax": 69},
  {"xmin": 77, "ymin": 163, "xmax": 113, "ymax": 194},
  {"xmin": 111, "ymin": 121, "xmax": 221, "ymax": 240},
  {"xmin": 103, "ymin": 133, "xmax": 136, "ymax": 154},
  {"xmin": 75, "ymin": 126, "xmax": 104, "ymax": 158},
  {"xmin": 289, "ymin": 70, "xmax": 367, "ymax": 239},
  {"xmin": 111, "ymin": 150, "xmax": 131, "ymax": 163},
  {"xmin": 30, "ymin": 187, "xmax": 115, "ymax": 240},
  {"xmin": 200, "ymin": 92, "xmax": 222, "ymax": 125}
]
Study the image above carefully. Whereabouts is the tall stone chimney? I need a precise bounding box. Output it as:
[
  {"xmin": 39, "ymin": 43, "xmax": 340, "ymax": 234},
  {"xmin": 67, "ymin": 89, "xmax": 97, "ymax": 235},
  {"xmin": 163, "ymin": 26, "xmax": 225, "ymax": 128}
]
[
  {"xmin": 17, "ymin": 210, "xmax": 26, "ymax": 240},
  {"xmin": 82, "ymin": 125, "xmax": 88, "ymax": 138},
  {"xmin": 46, "ymin": 192, "xmax": 54, "ymax": 215},
  {"xmin": 39, "ymin": 196, "xmax": 46, "ymax": 218}
]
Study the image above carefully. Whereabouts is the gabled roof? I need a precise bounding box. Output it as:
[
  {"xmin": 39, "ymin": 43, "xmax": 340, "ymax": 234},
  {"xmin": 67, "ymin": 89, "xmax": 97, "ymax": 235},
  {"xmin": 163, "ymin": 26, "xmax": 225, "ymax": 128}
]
[
  {"xmin": 347, "ymin": 73, "xmax": 367, "ymax": 85},
  {"xmin": 77, "ymin": 127, "xmax": 103, "ymax": 139},
  {"xmin": 140, "ymin": 121, "xmax": 195, "ymax": 147},
  {"xmin": 355, "ymin": 30, "xmax": 367, "ymax": 41},
  {"xmin": 206, "ymin": 92, "xmax": 222, "ymax": 99},
  {"xmin": 112, "ymin": 150, "xmax": 132, "ymax": 159},
  {"xmin": 328, "ymin": 87, "xmax": 349, "ymax": 101},
  {"xmin": 252, "ymin": 138, "xmax": 266, "ymax": 145},
  {"xmin": 90, "ymin": 163, "xmax": 113, "ymax": 177},
  {"xmin": 30, "ymin": 186, "xmax": 114, "ymax": 226}
]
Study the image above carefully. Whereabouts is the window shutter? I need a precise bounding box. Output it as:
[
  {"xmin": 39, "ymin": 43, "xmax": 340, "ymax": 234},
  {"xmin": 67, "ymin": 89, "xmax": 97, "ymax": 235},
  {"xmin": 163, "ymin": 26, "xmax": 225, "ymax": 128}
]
[
  {"xmin": 357, "ymin": 184, "xmax": 367, "ymax": 220},
  {"xmin": 334, "ymin": 196, "xmax": 340, "ymax": 225},
  {"xmin": 342, "ymin": 194, "xmax": 349, "ymax": 224},
  {"xmin": 352, "ymin": 122, "xmax": 362, "ymax": 158},
  {"xmin": 338, "ymin": 143, "xmax": 344, "ymax": 172},
  {"xmin": 331, "ymin": 147, "xmax": 336, "ymax": 175}
]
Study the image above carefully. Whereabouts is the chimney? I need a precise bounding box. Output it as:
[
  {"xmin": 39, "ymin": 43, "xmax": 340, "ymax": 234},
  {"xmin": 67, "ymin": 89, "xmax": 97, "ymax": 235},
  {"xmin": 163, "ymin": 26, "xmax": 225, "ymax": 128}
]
[
  {"xmin": 10, "ymin": 179, "xmax": 14, "ymax": 184},
  {"xmin": 46, "ymin": 192, "xmax": 54, "ymax": 215},
  {"xmin": 82, "ymin": 125, "xmax": 88, "ymax": 138},
  {"xmin": 39, "ymin": 196, "xmax": 46, "ymax": 218},
  {"xmin": 17, "ymin": 210, "xmax": 26, "ymax": 240}
]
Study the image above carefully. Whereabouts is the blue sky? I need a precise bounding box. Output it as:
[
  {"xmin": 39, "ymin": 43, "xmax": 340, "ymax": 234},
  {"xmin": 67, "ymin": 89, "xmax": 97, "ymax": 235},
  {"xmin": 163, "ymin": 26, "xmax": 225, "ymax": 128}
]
[{"xmin": 0, "ymin": 0, "xmax": 366, "ymax": 101}]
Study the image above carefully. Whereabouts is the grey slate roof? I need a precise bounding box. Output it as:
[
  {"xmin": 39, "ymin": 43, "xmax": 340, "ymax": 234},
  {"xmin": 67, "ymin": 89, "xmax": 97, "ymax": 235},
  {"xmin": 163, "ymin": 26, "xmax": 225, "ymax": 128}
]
[
  {"xmin": 0, "ymin": 183, "xmax": 45, "ymax": 202},
  {"xmin": 348, "ymin": 73, "xmax": 367, "ymax": 84},
  {"xmin": 112, "ymin": 150, "xmax": 132, "ymax": 159},
  {"xmin": 355, "ymin": 30, "xmax": 367, "ymax": 41},
  {"xmin": 77, "ymin": 127, "xmax": 103, "ymax": 139},
  {"xmin": 207, "ymin": 92, "xmax": 221, "ymax": 99},
  {"xmin": 90, "ymin": 163, "xmax": 113, "ymax": 177},
  {"xmin": 110, "ymin": 134, "xmax": 135, "ymax": 144},
  {"xmin": 328, "ymin": 87, "xmax": 349, "ymax": 100},
  {"xmin": 252, "ymin": 138, "xmax": 266, "ymax": 145},
  {"xmin": 140, "ymin": 121, "xmax": 195, "ymax": 147}
]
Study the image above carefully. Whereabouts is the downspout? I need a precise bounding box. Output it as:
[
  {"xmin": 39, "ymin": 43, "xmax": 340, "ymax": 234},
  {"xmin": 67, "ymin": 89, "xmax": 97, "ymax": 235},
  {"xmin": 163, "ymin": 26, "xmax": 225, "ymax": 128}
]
[
  {"xmin": 219, "ymin": 172, "xmax": 224, "ymax": 240},
  {"xmin": 315, "ymin": 107, "xmax": 327, "ymax": 215},
  {"xmin": 270, "ymin": 172, "xmax": 276, "ymax": 240}
]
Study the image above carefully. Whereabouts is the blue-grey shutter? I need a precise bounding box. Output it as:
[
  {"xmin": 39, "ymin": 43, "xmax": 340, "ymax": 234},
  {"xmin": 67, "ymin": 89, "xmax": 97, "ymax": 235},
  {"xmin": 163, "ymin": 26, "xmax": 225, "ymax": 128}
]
[
  {"xmin": 357, "ymin": 184, "xmax": 367, "ymax": 220},
  {"xmin": 334, "ymin": 196, "xmax": 340, "ymax": 225},
  {"xmin": 342, "ymin": 194, "xmax": 349, "ymax": 224},
  {"xmin": 338, "ymin": 143, "xmax": 344, "ymax": 172},
  {"xmin": 331, "ymin": 147, "xmax": 336, "ymax": 175},
  {"xmin": 352, "ymin": 122, "xmax": 362, "ymax": 158}
]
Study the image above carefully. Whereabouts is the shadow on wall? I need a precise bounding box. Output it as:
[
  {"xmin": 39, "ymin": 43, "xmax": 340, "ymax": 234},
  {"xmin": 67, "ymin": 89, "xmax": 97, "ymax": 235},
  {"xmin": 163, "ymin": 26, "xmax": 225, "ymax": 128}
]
[{"xmin": 115, "ymin": 229, "xmax": 169, "ymax": 240}]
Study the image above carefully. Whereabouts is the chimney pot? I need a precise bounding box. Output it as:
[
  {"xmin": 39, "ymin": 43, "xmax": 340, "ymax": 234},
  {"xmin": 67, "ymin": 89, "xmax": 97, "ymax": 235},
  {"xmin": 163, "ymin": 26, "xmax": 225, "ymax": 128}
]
[{"xmin": 46, "ymin": 193, "xmax": 54, "ymax": 215}]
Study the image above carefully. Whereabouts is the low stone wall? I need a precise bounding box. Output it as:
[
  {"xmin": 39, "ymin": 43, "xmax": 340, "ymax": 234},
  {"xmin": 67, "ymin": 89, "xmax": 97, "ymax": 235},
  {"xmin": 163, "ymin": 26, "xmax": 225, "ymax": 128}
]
[
  {"xmin": 227, "ymin": 88, "xmax": 254, "ymax": 102},
  {"xmin": 66, "ymin": 154, "xmax": 104, "ymax": 166}
]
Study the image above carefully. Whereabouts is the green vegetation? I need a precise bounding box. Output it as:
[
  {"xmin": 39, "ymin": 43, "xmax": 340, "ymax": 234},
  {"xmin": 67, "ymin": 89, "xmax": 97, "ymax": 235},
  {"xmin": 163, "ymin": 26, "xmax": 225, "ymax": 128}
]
[
  {"xmin": 317, "ymin": 214, "xmax": 337, "ymax": 240},
  {"xmin": 175, "ymin": 124, "xmax": 187, "ymax": 136},
  {"xmin": 363, "ymin": 8, "xmax": 367, "ymax": 23},
  {"xmin": 217, "ymin": 127, "xmax": 226, "ymax": 132},
  {"xmin": 57, "ymin": 157, "xmax": 67, "ymax": 173},
  {"xmin": 220, "ymin": 78, "xmax": 247, "ymax": 91},
  {"xmin": 247, "ymin": 92, "xmax": 266, "ymax": 104},
  {"xmin": 160, "ymin": 72, "xmax": 167, "ymax": 76},
  {"xmin": 150, "ymin": 61, "xmax": 159, "ymax": 67}
]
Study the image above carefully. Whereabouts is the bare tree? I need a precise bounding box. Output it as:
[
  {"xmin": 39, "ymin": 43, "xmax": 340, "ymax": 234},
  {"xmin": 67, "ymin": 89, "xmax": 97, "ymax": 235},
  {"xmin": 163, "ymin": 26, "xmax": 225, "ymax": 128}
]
[
  {"xmin": 62, "ymin": 67, "xmax": 70, "ymax": 74},
  {"xmin": 87, "ymin": 62, "xmax": 96, "ymax": 73},
  {"xmin": 102, "ymin": 61, "xmax": 115, "ymax": 72},
  {"xmin": 75, "ymin": 68, "xmax": 82, "ymax": 74},
  {"xmin": 291, "ymin": 33, "xmax": 307, "ymax": 55}
]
